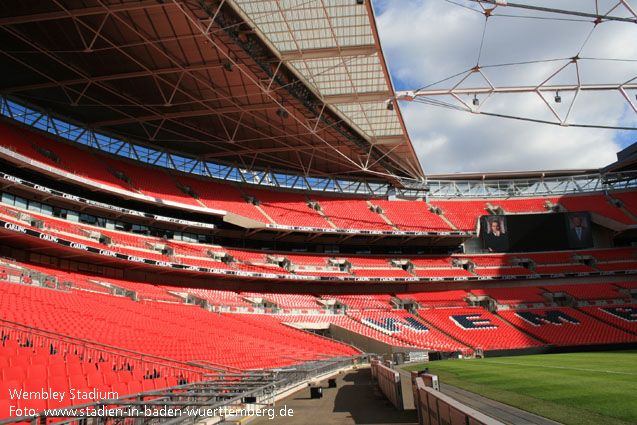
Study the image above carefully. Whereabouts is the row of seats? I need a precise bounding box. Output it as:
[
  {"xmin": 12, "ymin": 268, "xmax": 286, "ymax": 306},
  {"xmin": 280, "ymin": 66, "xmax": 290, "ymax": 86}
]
[
  {"xmin": 3, "ymin": 121, "xmax": 636, "ymax": 233},
  {"xmin": 6, "ymin": 257, "xmax": 633, "ymax": 310},
  {"xmin": 6, "ymin": 202, "xmax": 635, "ymax": 282}
]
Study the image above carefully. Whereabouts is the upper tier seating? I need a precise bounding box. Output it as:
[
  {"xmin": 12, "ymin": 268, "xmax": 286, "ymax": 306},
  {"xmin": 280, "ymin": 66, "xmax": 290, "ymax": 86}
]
[
  {"xmin": 243, "ymin": 188, "xmax": 331, "ymax": 228},
  {"xmin": 558, "ymin": 194, "xmax": 634, "ymax": 224},
  {"xmin": 489, "ymin": 198, "xmax": 558, "ymax": 213},
  {"xmin": 100, "ymin": 157, "xmax": 201, "ymax": 207},
  {"xmin": 498, "ymin": 307, "xmax": 635, "ymax": 346},
  {"xmin": 173, "ymin": 175, "xmax": 267, "ymax": 222},
  {"xmin": 418, "ymin": 307, "xmax": 545, "ymax": 350},
  {"xmin": 372, "ymin": 200, "xmax": 453, "ymax": 232},
  {"xmin": 3, "ymin": 119, "xmax": 637, "ymax": 236},
  {"xmin": 0, "ymin": 122, "xmax": 64, "ymax": 170},
  {"xmin": 428, "ymin": 200, "xmax": 488, "ymax": 231},
  {"xmin": 309, "ymin": 196, "xmax": 394, "ymax": 231},
  {"xmin": 18, "ymin": 127, "xmax": 132, "ymax": 191},
  {"xmin": 612, "ymin": 192, "xmax": 637, "ymax": 217}
]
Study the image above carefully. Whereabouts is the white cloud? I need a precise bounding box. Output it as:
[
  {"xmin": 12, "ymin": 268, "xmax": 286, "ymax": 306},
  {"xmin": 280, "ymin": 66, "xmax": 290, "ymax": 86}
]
[{"xmin": 375, "ymin": 0, "xmax": 636, "ymax": 174}]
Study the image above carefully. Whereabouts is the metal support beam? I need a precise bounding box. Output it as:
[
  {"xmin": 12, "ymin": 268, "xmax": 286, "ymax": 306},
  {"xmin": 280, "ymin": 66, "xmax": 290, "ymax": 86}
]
[
  {"xmin": 279, "ymin": 45, "xmax": 378, "ymax": 61},
  {"xmin": 0, "ymin": 1, "xmax": 169, "ymax": 25}
]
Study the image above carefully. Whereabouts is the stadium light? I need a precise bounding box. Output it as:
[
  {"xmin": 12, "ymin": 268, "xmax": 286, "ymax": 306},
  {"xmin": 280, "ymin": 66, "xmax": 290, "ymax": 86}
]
[
  {"xmin": 386, "ymin": 100, "xmax": 394, "ymax": 111},
  {"xmin": 276, "ymin": 108, "xmax": 289, "ymax": 119},
  {"xmin": 555, "ymin": 92, "xmax": 561, "ymax": 103},
  {"xmin": 223, "ymin": 60, "xmax": 234, "ymax": 72},
  {"xmin": 472, "ymin": 95, "xmax": 479, "ymax": 106}
]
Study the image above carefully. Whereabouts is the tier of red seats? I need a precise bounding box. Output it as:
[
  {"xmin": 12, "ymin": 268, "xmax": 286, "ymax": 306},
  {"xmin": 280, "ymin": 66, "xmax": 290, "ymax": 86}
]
[
  {"xmin": 0, "ymin": 281, "xmax": 356, "ymax": 370},
  {"xmin": 418, "ymin": 307, "xmax": 545, "ymax": 350},
  {"xmin": 3, "ymin": 120, "xmax": 637, "ymax": 234},
  {"xmin": 321, "ymin": 294, "xmax": 393, "ymax": 310},
  {"xmin": 351, "ymin": 269, "xmax": 413, "ymax": 278},
  {"xmin": 473, "ymin": 267, "xmax": 534, "ymax": 277},
  {"xmin": 373, "ymin": 200, "xmax": 453, "ymax": 232},
  {"xmin": 395, "ymin": 290, "xmax": 469, "ymax": 308},
  {"xmin": 94, "ymin": 277, "xmax": 181, "ymax": 302},
  {"xmin": 346, "ymin": 256, "xmax": 392, "ymax": 267},
  {"xmin": 283, "ymin": 254, "xmax": 331, "ymax": 267},
  {"xmin": 534, "ymin": 264, "xmax": 597, "ymax": 274},
  {"xmin": 469, "ymin": 287, "xmax": 547, "ymax": 304},
  {"xmin": 0, "ymin": 122, "xmax": 63, "ymax": 170},
  {"xmin": 239, "ymin": 292, "xmax": 320, "ymax": 309},
  {"xmin": 543, "ymin": 283, "xmax": 624, "ymax": 300},
  {"xmin": 309, "ymin": 196, "xmax": 394, "ymax": 231},
  {"xmin": 584, "ymin": 248, "xmax": 636, "ymax": 261},
  {"xmin": 409, "ymin": 257, "xmax": 454, "ymax": 267},
  {"xmin": 612, "ymin": 192, "xmax": 637, "ymax": 217},
  {"xmin": 179, "ymin": 288, "xmax": 251, "ymax": 307},
  {"xmin": 347, "ymin": 310, "xmax": 468, "ymax": 352},
  {"xmin": 428, "ymin": 200, "xmax": 487, "ymax": 231},
  {"xmin": 3, "ymin": 202, "xmax": 636, "ymax": 282},
  {"xmin": 173, "ymin": 175, "xmax": 268, "ymax": 222},
  {"xmin": 0, "ymin": 341, "xmax": 178, "ymax": 420},
  {"xmin": 497, "ymin": 307, "xmax": 635, "ymax": 346},
  {"xmin": 558, "ymin": 194, "xmax": 634, "ymax": 224},
  {"xmin": 489, "ymin": 198, "xmax": 557, "ymax": 213},
  {"xmin": 577, "ymin": 304, "xmax": 637, "ymax": 334},
  {"xmin": 596, "ymin": 261, "xmax": 637, "ymax": 272},
  {"xmin": 19, "ymin": 127, "xmax": 131, "ymax": 191},
  {"xmin": 100, "ymin": 157, "xmax": 201, "ymax": 207},
  {"xmin": 412, "ymin": 268, "xmax": 475, "ymax": 278},
  {"xmin": 522, "ymin": 252, "xmax": 577, "ymax": 265},
  {"xmin": 243, "ymin": 188, "xmax": 331, "ymax": 228},
  {"xmin": 456, "ymin": 255, "xmax": 511, "ymax": 266}
]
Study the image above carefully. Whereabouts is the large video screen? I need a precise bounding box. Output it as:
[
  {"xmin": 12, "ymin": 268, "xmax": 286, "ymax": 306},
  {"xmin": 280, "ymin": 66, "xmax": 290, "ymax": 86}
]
[{"xmin": 480, "ymin": 212, "xmax": 592, "ymax": 253}]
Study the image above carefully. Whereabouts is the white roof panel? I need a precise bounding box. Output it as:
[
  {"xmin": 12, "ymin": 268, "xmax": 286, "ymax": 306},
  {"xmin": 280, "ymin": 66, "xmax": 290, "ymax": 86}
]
[{"xmin": 230, "ymin": 0, "xmax": 423, "ymax": 179}]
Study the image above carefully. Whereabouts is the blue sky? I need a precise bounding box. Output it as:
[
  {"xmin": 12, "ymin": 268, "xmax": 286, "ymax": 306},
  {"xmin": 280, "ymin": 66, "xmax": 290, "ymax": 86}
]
[{"xmin": 371, "ymin": 0, "xmax": 636, "ymax": 174}]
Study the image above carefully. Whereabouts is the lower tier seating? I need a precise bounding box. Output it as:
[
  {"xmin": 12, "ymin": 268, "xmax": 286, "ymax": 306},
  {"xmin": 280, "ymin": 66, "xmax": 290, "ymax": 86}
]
[
  {"xmin": 418, "ymin": 307, "xmax": 546, "ymax": 350},
  {"xmin": 347, "ymin": 310, "xmax": 468, "ymax": 352},
  {"xmin": 0, "ymin": 281, "xmax": 357, "ymax": 371},
  {"xmin": 577, "ymin": 304, "xmax": 637, "ymax": 334},
  {"xmin": 497, "ymin": 307, "xmax": 635, "ymax": 346}
]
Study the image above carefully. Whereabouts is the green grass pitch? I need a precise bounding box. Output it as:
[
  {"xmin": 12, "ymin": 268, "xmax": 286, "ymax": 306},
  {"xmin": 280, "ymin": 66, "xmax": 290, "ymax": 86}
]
[{"xmin": 404, "ymin": 350, "xmax": 637, "ymax": 425}]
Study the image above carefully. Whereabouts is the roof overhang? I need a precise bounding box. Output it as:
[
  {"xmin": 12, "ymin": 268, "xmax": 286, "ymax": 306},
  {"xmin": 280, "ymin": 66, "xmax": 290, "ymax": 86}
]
[{"xmin": 0, "ymin": 0, "xmax": 424, "ymax": 183}]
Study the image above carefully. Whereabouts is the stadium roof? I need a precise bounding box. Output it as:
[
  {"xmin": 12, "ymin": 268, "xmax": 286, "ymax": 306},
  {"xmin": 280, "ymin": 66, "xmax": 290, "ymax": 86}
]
[{"xmin": 0, "ymin": 0, "xmax": 423, "ymax": 183}]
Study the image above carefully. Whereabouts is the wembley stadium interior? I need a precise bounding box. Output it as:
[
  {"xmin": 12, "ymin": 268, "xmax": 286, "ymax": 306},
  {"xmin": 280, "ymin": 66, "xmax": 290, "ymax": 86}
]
[{"xmin": 0, "ymin": 0, "xmax": 635, "ymax": 423}]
